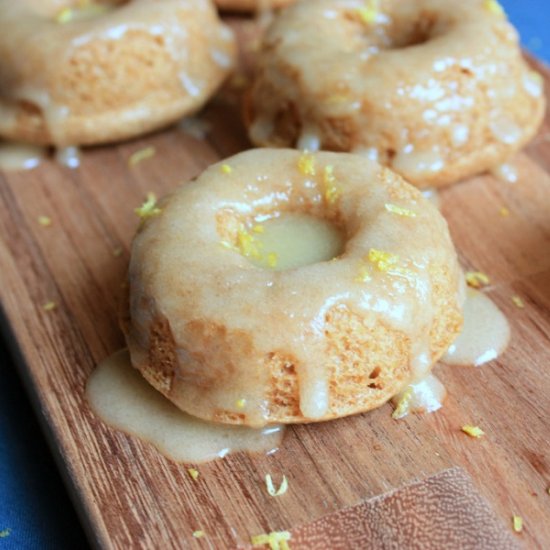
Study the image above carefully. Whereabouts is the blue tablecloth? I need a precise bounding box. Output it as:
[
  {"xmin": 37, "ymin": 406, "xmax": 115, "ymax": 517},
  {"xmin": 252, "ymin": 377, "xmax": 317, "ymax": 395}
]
[{"xmin": 1, "ymin": 3, "xmax": 548, "ymax": 548}]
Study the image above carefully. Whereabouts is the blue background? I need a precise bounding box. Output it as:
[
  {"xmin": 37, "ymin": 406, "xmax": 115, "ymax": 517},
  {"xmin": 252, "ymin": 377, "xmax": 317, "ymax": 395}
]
[{"xmin": 0, "ymin": 3, "xmax": 548, "ymax": 548}]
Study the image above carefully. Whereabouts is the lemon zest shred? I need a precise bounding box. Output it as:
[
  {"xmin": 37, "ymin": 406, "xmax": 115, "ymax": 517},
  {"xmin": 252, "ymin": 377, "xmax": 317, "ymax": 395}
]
[
  {"xmin": 0, "ymin": 529, "xmax": 11, "ymax": 538},
  {"xmin": 483, "ymin": 0, "xmax": 504, "ymax": 16},
  {"xmin": 193, "ymin": 530, "xmax": 205, "ymax": 538},
  {"xmin": 187, "ymin": 468, "xmax": 200, "ymax": 481},
  {"xmin": 267, "ymin": 253, "xmax": 278, "ymax": 268},
  {"xmin": 129, "ymin": 146, "xmax": 156, "ymax": 167},
  {"xmin": 135, "ymin": 193, "xmax": 162, "ymax": 220},
  {"xmin": 221, "ymin": 164, "xmax": 233, "ymax": 174},
  {"xmin": 512, "ymin": 515, "xmax": 523, "ymax": 533},
  {"xmin": 384, "ymin": 203, "xmax": 417, "ymax": 218},
  {"xmin": 357, "ymin": 0, "xmax": 380, "ymax": 24},
  {"xmin": 499, "ymin": 206, "xmax": 510, "ymax": 217},
  {"xmin": 511, "ymin": 295, "xmax": 524, "ymax": 308},
  {"xmin": 461, "ymin": 425, "xmax": 485, "ymax": 438},
  {"xmin": 368, "ymin": 248, "xmax": 399, "ymax": 272},
  {"xmin": 298, "ymin": 152, "xmax": 316, "ymax": 176},
  {"xmin": 251, "ymin": 531, "xmax": 291, "ymax": 549},
  {"xmin": 265, "ymin": 474, "xmax": 288, "ymax": 497},
  {"xmin": 392, "ymin": 387, "xmax": 413, "ymax": 419},
  {"xmin": 236, "ymin": 398, "xmax": 246, "ymax": 409},
  {"xmin": 55, "ymin": 1, "xmax": 110, "ymax": 23},
  {"xmin": 252, "ymin": 224, "xmax": 265, "ymax": 233},
  {"xmin": 355, "ymin": 262, "xmax": 372, "ymax": 283},
  {"xmin": 465, "ymin": 271, "xmax": 490, "ymax": 289},
  {"xmin": 323, "ymin": 165, "xmax": 341, "ymax": 204},
  {"xmin": 42, "ymin": 301, "xmax": 57, "ymax": 312},
  {"xmin": 38, "ymin": 215, "xmax": 52, "ymax": 227},
  {"xmin": 237, "ymin": 225, "xmax": 263, "ymax": 259}
]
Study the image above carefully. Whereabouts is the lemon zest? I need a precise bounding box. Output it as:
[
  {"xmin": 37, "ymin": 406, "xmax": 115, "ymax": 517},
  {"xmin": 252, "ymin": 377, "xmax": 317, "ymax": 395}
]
[
  {"xmin": 512, "ymin": 515, "xmax": 523, "ymax": 533},
  {"xmin": 42, "ymin": 301, "xmax": 57, "ymax": 312},
  {"xmin": 251, "ymin": 531, "xmax": 291, "ymax": 550},
  {"xmin": 499, "ymin": 206, "xmax": 510, "ymax": 217},
  {"xmin": 384, "ymin": 203, "xmax": 417, "ymax": 217},
  {"xmin": 267, "ymin": 253, "xmax": 278, "ymax": 268},
  {"xmin": 252, "ymin": 224, "xmax": 265, "ymax": 233},
  {"xmin": 357, "ymin": 0, "xmax": 379, "ymax": 24},
  {"xmin": 461, "ymin": 425, "xmax": 485, "ymax": 438},
  {"xmin": 236, "ymin": 398, "xmax": 246, "ymax": 409},
  {"xmin": 355, "ymin": 262, "xmax": 372, "ymax": 283},
  {"xmin": 511, "ymin": 295, "xmax": 524, "ymax": 308},
  {"xmin": 298, "ymin": 152, "xmax": 316, "ymax": 176},
  {"xmin": 193, "ymin": 530, "xmax": 205, "ymax": 538},
  {"xmin": 483, "ymin": 0, "xmax": 504, "ymax": 16},
  {"xmin": 265, "ymin": 474, "xmax": 288, "ymax": 497},
  {"xmin": 368, "ymin": 248, "xmax": 399, "ymax": 272},
  {"xmin": 55, "ymin": 1, "xmax": 110, "ymax": 23},
  {"xmin": 128, "ymin": 146, "xmax": 156, "ymax": 167},
  {"xmin": 392, "ymin": 387, "xmax": 413, "ymax": 419},
  {"xmin": 187, "ymin": 468, "xmax": 200, "ymax": 481},
  {"xmin": 221, "ymin": 164, "xmax": 233, "ymax": 174},
  {"xmin": 465, "ymin": 271, "xmax": 490, "ymax": 289},
  {"xmin": 38, "ymin": 215, "xmax": 52, "ymax": 227},
  {"xmin": 135, "ymin": 193, "xmax": 162, "ymax": 220},
  {"xmin": 237, "ymin": 226, "xmax": 263, "ymax": 259},
  {"xmin": 324, "ymin": 165, "xmax": 341, "ymax": 204},
  {"xmin": 0, "ymin": 529, "xmax": 11, "ymax": 538}
]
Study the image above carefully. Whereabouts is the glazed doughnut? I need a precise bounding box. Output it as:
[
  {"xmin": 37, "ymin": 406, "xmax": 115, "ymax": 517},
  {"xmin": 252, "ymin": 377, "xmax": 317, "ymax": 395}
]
[
  {"xmin": 123, "ymin": 149, "xmax": 464, "ymax": 427},
  {"xmin": 246, "ymin": 0, "xmax": 545, "ymax": 188},
  {"xmin": 215, "ymin": 0, "xmax": 293, "ymax": 13},
  {"xmin": 0, "ymin": 0, "xmax": 236, "ymax": 146}
]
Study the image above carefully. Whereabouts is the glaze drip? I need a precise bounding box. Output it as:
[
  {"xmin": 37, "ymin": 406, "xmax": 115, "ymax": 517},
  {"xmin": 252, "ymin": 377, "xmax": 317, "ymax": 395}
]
[
  {"xmin": 443, "ymin": 288, "xmax": 510, "ymax": 366},
  {"xmin": 87, "ymin": 350, "xmax": 284, "ymax": 463}
]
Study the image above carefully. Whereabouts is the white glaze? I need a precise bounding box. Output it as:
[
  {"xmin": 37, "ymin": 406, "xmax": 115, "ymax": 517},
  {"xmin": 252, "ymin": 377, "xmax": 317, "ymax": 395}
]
[
  {"xmin": 247, "ymin": 213, "xmax": 344, "ymax": 271},
  {"xmin": 0, "ymin": 141, "xmax": 46, "ymax": 171},
  {"xmin": 392, "ymin": 373, "xmax": 446, "ymax": 419},
  {"xmin": 178, "ymin": 116, "xmax": 211, "ymax": 140},
  {"xmin": 489, "ymin": 118, "xmax": 522, "ymax": 145},
  {"xmin": 443, "ymin": 288, "xmax": 510, "ymax": 366},
  {"xmin": 55, "ymin": 146, "xmax": 81, "ymax": 169},
  {"xmin": 421, "ymin": 188, "xmax": 441, "ymax": 209},
  {"xmin": 392, "ymin": 148, "xmax": 445, "ymax": 179},
  {"xmin": 87, "ymin": 350, "xmax": 284, "ymax": 463},
  {"xmin": 490, "ymin": 162, "xmax": 518, "ymax": 183}
]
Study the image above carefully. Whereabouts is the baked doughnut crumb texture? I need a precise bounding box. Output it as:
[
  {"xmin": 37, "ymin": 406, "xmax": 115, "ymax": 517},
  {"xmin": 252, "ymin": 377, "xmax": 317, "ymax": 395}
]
[
  {"xmin": 123, "ymin": 149, "xmax": 464, "ymax": 426},
  {"xmin": 0, "ymin": 0, "xmax": 236, "ymax": 146},
  {"xmin": 245, "ymin": 0, "xmax": 545, "ymax": 188}
]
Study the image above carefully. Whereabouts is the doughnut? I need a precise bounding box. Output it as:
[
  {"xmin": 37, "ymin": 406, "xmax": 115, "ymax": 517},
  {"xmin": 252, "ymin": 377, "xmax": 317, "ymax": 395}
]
[
  {"xmin": 215, "ymin": 0, "xmax": 293, "ymax": 13},
  {"xmin": 245, "ymin": 0, "xmax": 545, "ymax": 188},
  {"xmin": 122, "ymin": 149, "xmax": 464, "ymax": 427},
  {"xmin": 0, "ymin": 0, "xmax": 236, "ymax": 146}
]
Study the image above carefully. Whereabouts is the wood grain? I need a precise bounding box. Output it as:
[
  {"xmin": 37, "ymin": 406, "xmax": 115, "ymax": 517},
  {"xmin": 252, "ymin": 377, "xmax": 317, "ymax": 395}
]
[{"xmin": 1, "ymin": 19, "xmax": 549, "ymax": 549}]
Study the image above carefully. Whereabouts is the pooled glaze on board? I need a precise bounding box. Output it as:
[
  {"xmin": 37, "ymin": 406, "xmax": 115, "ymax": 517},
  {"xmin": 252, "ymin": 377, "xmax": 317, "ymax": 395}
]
[
  {"xmin": 442, "ymin": 288, "xmax": 510, "ymax": 366},
  {"xmin": 87, "ymin": 350, "xmax": 284, "ymax": 463},
  {"xmin": 0, "ymin": 141, "xmax": 46, "ymax": 171}
]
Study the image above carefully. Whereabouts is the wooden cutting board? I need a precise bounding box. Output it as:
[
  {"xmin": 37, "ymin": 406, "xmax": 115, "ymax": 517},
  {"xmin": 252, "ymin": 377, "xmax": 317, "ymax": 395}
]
[{"xmin": 1, "ymin": 18, "xmax": 549, "ymax": 549}]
